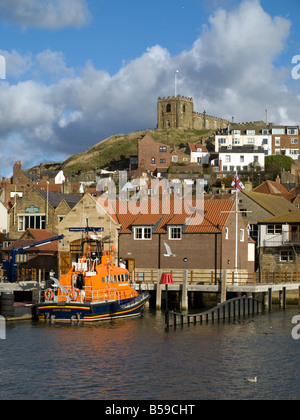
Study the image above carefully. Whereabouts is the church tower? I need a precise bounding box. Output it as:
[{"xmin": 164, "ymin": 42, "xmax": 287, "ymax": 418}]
[{"xmin": 157, "ymin": 96, "xmax": 194, "ymax": 130}]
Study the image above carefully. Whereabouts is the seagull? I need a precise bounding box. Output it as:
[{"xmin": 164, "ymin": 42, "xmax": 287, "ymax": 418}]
[
  {"xmin": 245, "ymin": 376, "xmax": 257, "ymax": 383},
  {"xmin": 164, "ymin": 241, "xmax": 178, "ymax": 257}
]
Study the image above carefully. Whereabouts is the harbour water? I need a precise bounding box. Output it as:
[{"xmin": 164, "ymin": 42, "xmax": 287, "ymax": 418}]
[{"xmin": 0, "ymin": 306, "xmax": 300, "ymax": 400}]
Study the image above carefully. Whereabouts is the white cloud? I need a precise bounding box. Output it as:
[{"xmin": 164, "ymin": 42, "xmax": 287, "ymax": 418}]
[
  {"xmin": 0, "ymin": 0, "xmax": 299, "ymax": 176},
  {"xmin": 0, "ymin": 0, "xmax": 90, "ymax": 29}
]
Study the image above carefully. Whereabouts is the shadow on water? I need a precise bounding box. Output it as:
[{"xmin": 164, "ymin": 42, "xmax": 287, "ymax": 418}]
[{"xmin": 1, "ymin": 306, "xmax": 300, "ymax": 400}]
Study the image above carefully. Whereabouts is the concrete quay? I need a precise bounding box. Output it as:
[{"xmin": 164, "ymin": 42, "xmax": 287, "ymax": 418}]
[{"xmin": 132, "ymin": 279, "xmax": 300, "ymax": 311}]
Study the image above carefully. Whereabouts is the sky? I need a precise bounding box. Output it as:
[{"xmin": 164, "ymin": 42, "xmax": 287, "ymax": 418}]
[{"xmin": 0, "ymin": 0, "xmax": 300, "ymax": 177}]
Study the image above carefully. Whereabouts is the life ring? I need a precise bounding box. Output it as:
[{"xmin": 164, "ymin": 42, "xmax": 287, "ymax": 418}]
[
  {"xmin": 44, "ymin": 289, "xmax": 54, "ymax": 301},
  {"xmin": 70, "ymin": 289, "xmax": 80, "ymax": 301}
]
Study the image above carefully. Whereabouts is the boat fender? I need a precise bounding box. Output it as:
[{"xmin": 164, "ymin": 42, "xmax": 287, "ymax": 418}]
[{"xmin": 44, "ymin": 289, "xmax": 54, "ymax": 301}]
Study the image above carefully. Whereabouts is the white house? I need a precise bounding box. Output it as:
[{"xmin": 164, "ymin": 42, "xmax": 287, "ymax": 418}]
[
  {"xmin": 0, "ymin": 201, "xmax": 8, "ymax": 234},
  {"xmin": 188, "ymin": 143, "xmax": 210, "ymax": 165},
  {"xmin": 55, "ymin": 170, "xmax": 66, "ymax": 185},
  {"xmin": 215, "ymin": 123, "xmax": 272, "ymax": 156},
  {"xmin": 218, "ymin": 145, "xmax": 265, "ymax": 172}
]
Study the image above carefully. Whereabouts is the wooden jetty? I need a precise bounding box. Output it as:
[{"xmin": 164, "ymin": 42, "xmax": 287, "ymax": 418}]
[
  {"xmin": 131, "ymin": 268, "xmax": 300, "ymax": 311},
  {"xmin": 166, "ymin": 296, "xmax": 262, "ymax": 327}
]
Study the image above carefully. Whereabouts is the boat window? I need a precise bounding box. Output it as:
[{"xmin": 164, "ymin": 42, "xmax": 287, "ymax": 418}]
[
  {"xmin": 106, "ymin": 275, "xmax": 109, "ymax": 283},
  {"xmin": 102, "ymin": 277, "xmax": 105, "ymax": 283},
  {"xmin": 118, "ymin": 275, "xmax": 122, "ymax": 282},
  {"xmin": 121, "ymin": 274, "xmax": 124, "ymax": 282},
  {"xmin": 114, "ymin": 275, "xmax": 117, "ymax": 283},
  {"xmin": 125, "ymin": 274, "xmax": 129, "ymax": 282}
]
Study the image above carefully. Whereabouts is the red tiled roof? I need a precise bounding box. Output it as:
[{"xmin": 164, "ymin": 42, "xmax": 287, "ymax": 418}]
[
  {"xmin": 3, "ymin": 229, "xmax": 59, "ymax": 252},
  {"xmin": 96, "ymin": 196, "xmax": 235, "ymax": 234},
  {"xmin": 252, "ymin": 180, "xmax": 288, "ymax": 196},
  {"xmin": 189, "ymin": 143, "xmax": 208, "ymax": 153}
]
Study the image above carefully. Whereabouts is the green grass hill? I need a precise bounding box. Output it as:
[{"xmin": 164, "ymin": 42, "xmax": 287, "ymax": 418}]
[{"xmin": 34, "ymin": 128, "xmax": 216, "ymax": 177}]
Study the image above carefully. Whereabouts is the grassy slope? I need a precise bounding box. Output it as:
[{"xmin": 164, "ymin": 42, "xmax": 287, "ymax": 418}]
[{"xmin": 33, "ymin": 128, "xmax": 215, "ymax": 176}]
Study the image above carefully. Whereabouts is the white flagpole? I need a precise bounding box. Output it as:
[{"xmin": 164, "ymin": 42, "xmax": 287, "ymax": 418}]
[{"xmin": 234, "ymin": 172, "xmax": 238, "ymax": 284}]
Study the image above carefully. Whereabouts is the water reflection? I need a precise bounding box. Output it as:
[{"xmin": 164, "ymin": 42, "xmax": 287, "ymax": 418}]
[{"xmin": 1, "ymin": 308, "xmax": 300, "ymax": 399}]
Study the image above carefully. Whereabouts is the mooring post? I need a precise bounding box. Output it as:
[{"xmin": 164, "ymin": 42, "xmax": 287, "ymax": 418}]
[
  {"xmin": 220, "ymin": 269, "xmax": 227, "ymax": 303},
  {"xmin": 156, "ymin": 269, "xmax": 162, "ymax": 310},
  {"xmin": 181, "ymin": 269, "xmax": 188, "ymax": 311},
  {"xmin": 268, "ymin": 288, "xmax": 272, "ymax": 311}
]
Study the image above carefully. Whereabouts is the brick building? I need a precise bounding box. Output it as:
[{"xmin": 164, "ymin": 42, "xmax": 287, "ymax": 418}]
[
  {"xmin": 117, "ymin": 197, "xmax": 254, "ymax": 275},
  {"xmin": 271, "ymin": 125, "xmax": 300, "ymax": 158},
  {"xmin": 138, "ymin": 131, "xmax": 171, "ymax": 174}
]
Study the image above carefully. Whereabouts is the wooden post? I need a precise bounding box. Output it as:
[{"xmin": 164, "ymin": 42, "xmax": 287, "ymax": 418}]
[
  {"xmin": 156, "ymin": 269, "xmax": 162, "ymax": 310},
  {"xmin": 181, "ymin": 269, "xmax": 188, "ymax": 311},
  {"xmin": 220, "ymin": 269, "xmax": 227, "ymax": 304},
  {"xmin": 268, "ymin": 288, "xmax": 272, "ymax": 311}
]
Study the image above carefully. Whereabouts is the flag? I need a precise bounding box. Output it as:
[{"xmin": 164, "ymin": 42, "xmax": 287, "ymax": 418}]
[{"xmin": 231, "ymin": 175, "xmax": 245, "ymax": 191}]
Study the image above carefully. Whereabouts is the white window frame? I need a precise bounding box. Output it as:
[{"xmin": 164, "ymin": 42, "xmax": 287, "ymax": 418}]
[
  {"xmin": 240, "ymin": 229, "xmax": 244, "ymax": 242},
  {"xmin": 134, "ymin": 227, "xmax": 152, "ymax": 240},
  {"xmin": 280, "ymin": 250, "xmax": 294, "ymax": 262},
  {"xmin": 18, "ymin": 214, "xmax": 46, "ymax": 232},
  {"xmin": 225, "ymin": 227, "xmax": 229, "ymax": 240},
  {"xmin": 267, "ymin": 225, "xmax": 282, "ymax": 235},
  {"xmin": 169, "ymin": 226, "xmax": 182, "ymax": 240}
]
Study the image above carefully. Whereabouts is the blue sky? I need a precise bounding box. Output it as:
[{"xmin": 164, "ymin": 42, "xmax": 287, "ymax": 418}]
[{"xmin": 0, "ymin": 0, "xmax": 300, "ymax": 176}]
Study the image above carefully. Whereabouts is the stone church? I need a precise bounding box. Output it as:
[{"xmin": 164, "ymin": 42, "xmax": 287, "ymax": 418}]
[{"xmin": 157, "ymin": 95, "xmax": 229, "ymax": 131}]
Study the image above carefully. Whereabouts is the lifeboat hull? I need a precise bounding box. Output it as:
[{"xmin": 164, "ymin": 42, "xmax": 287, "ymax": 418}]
[{"xmin": 35, "ymin": 293, "xmax": 150, "ymax": 322}]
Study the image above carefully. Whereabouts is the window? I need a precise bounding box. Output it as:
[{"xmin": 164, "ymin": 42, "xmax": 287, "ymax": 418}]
[
  {"xmin": 232, "ymin": 130, "xmax": 240, "ymax": 135},
  {"xmin": 267, "ymin": 225, "xmax": 282, "ymax": 235},
  {"xmin": 225, "ymin": 227, "xmax": 229, "ymax": 240},
  {"xmin": 291, "ymin": 138, "xmax": 298, "ymax": 144},
  {"xmin": 254, "ymin": 156, "xmax": 259, "ymax": 162},
  {"xmin": 160, "ymin": 159, "xmax": 166, "ymax": 163},
  {"xmin": 272, "ymin": 128, "xmax": 285, "ymax": 135},
  {"xmin": 18, "ymin": 215, "xmax": 46, "ymax": 232},
  {"xmin": 233, "ymin": 138, "xmax": 240, "ymax": 144},
  {"xmin": 225, "ymin": 155, "xmax": 231, "ymax": 162},
  {"xmin": 280, "ymin": 250, "xmax": 294, "ymax": 262},
  {"xmin": 16, "ymin": 254, "xmax": 28, "ymax": 263},
  {"xmin": 166, "ymin": 104, "xmax": 171, "ymax": 113},
  {"xmin": 248, "ymin": 138, "xmax": 255, "ymax": 144},
  {"xmin": 247, "ymin": 130, "xmax": 255, "ymax": 135},
  {"xmin": 288, "ymin": 128, "xmax": 298, "ymax": 135},
  {"xmin": 241, "ymin": 209, "xmax": 247, "ymax": 218},
  {"xmin": 223, "ymin": 165, "xmax": 227, "ymax": 171},
  {"xmin": 262, "ymin": 130, "xmax": 269, "ymax": 135},
  {"xmin": 219, "ymin": 138, "xmax": 226, "ymax": 144},
  {"xmin": 151, "ymin": 157, "xmax": 156, "ymax": 165},
  {"xmin": 240, "ymin": 229, "xmax": 244, "ymax": 242},
  {"xmin": 172, "ymin": 156, "xmax": 178, "ymax": 163},
  {"xmin": 291, "ymin": 149, "xmax": 298, "ymax": 156},
  {"xmin": 263, "ymin": 138, "xmax": 268, "ymax": 144},
  {"xmin": 275, "ymin": 149, "xmax": 280, "ymax": 155},
  {"xmin": 134, "ymin": 227, "xmax": 152, "ymax": 240},
  {"xmin": 240, "ymin": 155, "xmax": 244, "ymax": 163},
  {"xmin": 159, "ymin": 146, "xmax": 167, "ymax": 152},
  {"xmin": 169, "ymin": 226, "xmax": 182, "ymax": 240},
  {"xmin": 275, "ymin": 138, "xmax": 280, "ymax": 146}
]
